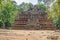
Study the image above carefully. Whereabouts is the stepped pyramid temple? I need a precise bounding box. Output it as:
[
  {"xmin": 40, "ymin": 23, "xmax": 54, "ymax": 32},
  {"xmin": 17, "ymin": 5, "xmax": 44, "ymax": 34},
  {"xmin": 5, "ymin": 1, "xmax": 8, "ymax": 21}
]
[{"xmin": 12, "ymin": 7, "xmax": 56, "ymax": 30}]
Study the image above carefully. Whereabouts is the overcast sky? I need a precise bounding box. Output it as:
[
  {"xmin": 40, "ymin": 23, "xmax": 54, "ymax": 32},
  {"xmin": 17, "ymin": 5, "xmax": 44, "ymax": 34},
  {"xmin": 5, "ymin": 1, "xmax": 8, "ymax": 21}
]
[{"xmin": 15, "ymin": 0, "xmax": 38, "ymax": 5}]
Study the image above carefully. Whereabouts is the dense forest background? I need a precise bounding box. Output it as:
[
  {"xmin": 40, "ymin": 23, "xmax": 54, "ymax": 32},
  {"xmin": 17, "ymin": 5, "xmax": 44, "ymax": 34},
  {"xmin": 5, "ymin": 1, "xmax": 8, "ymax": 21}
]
[{"xmin": 0, "ymin": 0, "xmax": 60, "ymax": 29}]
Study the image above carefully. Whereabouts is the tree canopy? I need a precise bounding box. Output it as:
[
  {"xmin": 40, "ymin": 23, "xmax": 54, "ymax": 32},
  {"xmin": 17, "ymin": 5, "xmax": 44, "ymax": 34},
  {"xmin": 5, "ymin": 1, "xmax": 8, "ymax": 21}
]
[
  {"xmin": 18, "ymin": 2, "xmax": 47, "ymax": 11},
  {"xmin": 0, "ymin": 0, "xmax": 18, "ymax": 28},
  {"xmin": 49, "ymin": 0, "xmax": 60, "ymax": 29}
]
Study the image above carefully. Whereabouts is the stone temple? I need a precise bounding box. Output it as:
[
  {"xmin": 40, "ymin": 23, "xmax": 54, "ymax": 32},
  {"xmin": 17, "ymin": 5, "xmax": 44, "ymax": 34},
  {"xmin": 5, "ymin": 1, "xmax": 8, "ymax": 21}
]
[{"xmin": 12, "ymin": 7, "xmax": 56, "ymax": 30}]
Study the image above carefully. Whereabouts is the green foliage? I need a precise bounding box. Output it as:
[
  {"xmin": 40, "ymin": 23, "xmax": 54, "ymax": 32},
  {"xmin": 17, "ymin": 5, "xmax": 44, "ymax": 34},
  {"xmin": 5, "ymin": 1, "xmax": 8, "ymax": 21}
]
[
  {"xmin": 18, "ymin": 2, "xmax": 33, "ymax": 11},
  {"xmin": 38, "ymin": 0, "xmax": 42, "ymax": 4},
  {"xmin": 18, "ymin": 2, "xmax": 47, "ymax": 11},
  {"xmin": 36, "ymin": 4, "xmax": 47, "ymax": 11},
  {"xmin": 0, "ymin": 22, "xmax": 3, "ymax": 28},
  {"xmin": 38, "ymin": 0, "xmax": 55, "ymax": 8},
  {"xmin": 49, "ymin": 0, "xmax": 60, "ymax": 29},
  {"xmin": 0, "ymin": 0, "xmax": 18, "ymax": 28}
]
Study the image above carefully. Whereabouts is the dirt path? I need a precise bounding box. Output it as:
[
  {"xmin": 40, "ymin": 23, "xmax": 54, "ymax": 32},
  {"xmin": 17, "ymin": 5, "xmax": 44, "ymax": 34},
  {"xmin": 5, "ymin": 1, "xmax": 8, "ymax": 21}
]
[{"xmin": 0, "ymin": 29, "xmax": 60, "ymax": 40}]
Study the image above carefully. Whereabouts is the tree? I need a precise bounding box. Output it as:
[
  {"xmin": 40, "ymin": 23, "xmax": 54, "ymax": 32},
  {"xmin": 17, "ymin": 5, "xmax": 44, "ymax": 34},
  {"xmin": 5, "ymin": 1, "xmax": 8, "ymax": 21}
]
[
  {"xmin": 0, "ymin": 0, "xmax": 18, "ymax": 29},
  {"xmin": 38, "ymin": 0, "xmax": 55, "ymax": 8},
  {"xmin": 18, "ymin": 2, "xmax": 33, "ymax": 11},
  {"xmin": 27, "ymin": 3, "xmax": 33, "ymax": 10},
  {"xmin": 36, "ymin": 4, "xmax": 47, "ymax": 11},
  {"xmin": 49, "ymin": 0, "xmax": 60, "ymax": 29},
  {"xmin": 38, "ymin": 0, "xmax": 42, "ymax": 4},
  {"xmin": 18, "ymin": 2, "xmax": 28, "ymax": 11},
  {"xmin": 18, "ymin": 2, "xmax": 47, "ymax": 11}
]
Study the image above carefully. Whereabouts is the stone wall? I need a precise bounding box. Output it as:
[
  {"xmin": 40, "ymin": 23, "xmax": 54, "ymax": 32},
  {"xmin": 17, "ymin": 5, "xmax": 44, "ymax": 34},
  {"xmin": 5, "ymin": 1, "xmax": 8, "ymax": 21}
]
[{"xmin": 12, "ymin": 8, "xmax": 56, "ymax": 30}]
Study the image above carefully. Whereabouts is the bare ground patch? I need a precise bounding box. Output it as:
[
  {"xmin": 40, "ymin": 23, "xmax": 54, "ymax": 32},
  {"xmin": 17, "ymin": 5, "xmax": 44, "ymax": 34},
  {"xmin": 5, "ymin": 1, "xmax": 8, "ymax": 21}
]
[{"xmin": 0, "ymin": 29, "xmax": 60, "ymax": 40}]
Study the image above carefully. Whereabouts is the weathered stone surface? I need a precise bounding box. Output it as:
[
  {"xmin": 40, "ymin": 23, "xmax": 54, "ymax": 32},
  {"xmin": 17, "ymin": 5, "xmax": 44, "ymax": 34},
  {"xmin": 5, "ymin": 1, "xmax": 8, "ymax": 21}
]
[{"xmin": 12, "ymin": 8, "xmax": 55, "ymax": 30}]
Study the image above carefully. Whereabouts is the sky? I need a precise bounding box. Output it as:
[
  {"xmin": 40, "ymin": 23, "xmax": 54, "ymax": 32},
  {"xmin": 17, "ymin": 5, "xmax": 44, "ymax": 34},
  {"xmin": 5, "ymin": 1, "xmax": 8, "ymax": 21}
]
[{"xmin": 15, "ymin": 0, "xmax": 38, "ymax": 5}]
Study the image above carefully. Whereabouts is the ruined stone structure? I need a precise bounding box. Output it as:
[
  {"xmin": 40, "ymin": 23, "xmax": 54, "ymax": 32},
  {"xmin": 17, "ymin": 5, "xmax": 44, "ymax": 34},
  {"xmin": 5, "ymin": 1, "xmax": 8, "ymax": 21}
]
[{"xmin": 12, "ymin": 7, "xmax": 56, "ymax": 30}]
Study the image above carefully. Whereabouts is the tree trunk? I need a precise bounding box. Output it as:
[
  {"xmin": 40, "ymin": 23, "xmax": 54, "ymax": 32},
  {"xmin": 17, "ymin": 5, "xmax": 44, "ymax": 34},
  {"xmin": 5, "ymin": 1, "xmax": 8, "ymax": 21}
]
[{"xmin": 2, "ymin": 22, "xmax": 5, "ymax": 29}]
